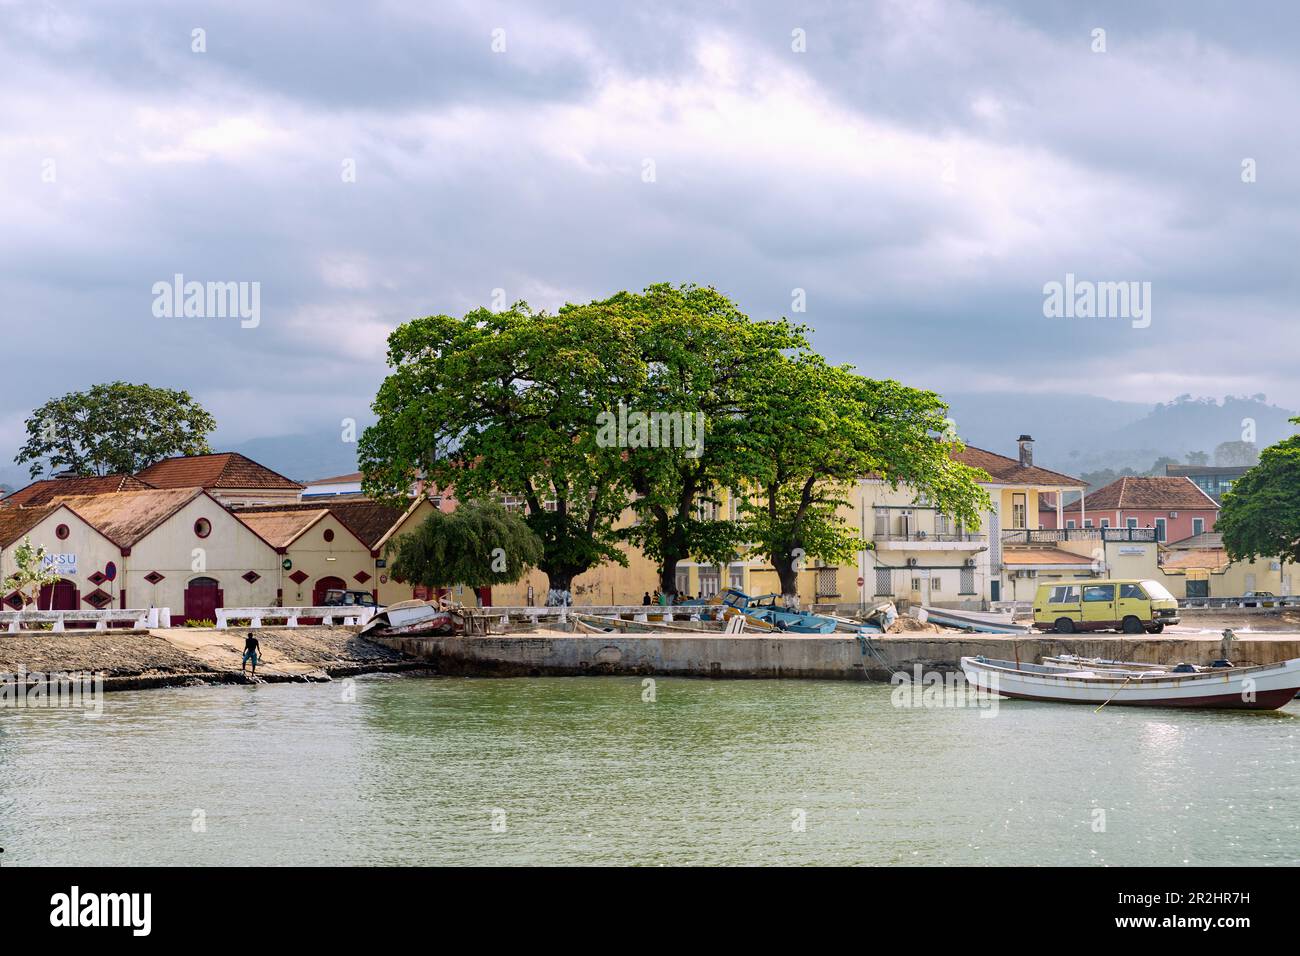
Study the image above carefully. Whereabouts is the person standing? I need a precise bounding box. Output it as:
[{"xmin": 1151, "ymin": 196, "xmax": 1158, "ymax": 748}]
[{"xmin": 242, "ymin": 632, "xmax": 261, "ymax": 675}]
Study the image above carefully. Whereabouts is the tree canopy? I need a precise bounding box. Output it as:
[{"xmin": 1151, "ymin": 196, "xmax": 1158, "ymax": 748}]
[
  {"xmin": 385, "ymin": 501, "xmax": 544, "ymax": 590},
  {"xmin": 361, "ymin": 283, "xmax": 992, "ymax": 598},
  {"xmin": 1218, "ymin": 420, "xmax": 1300, "ymax": 564},
  {"xmin": 733, "ymin": 354, "xmax": 991, "ymax": 597},
  {"xmin": 16, "ymin": 382, "xmax": 216, "ymax": 478},
  {"xmin": 360, "ymin": 302, "xmax": 638, "ymax": 591}
]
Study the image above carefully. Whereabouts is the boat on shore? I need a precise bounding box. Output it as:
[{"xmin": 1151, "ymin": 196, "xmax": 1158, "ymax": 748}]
[
  {"xmin": 359, "ymin": 599, "xmax": 463, "ymax": 637},
  {"xmin": 960, "ymin": 654, "xmax": 1300, "ymax": 710},
  {"xmin": 919, "ymin": 605, "xmax": 1031, "ymax": 635},
  {"xmin": 712, "ymin": 589, "xmax": 839, "ymax": 634}
]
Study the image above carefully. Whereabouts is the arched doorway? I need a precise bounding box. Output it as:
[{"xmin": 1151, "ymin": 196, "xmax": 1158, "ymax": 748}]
[
  {"xmin": 312, "ymin": 576, "xmax": 347, "ymax": 607},
  {"xmin": 38, "ymin": 579, "xmax": 79, "ymax": 611},
  {"xmin": 183, "ymin": 577, "xmax": 223, "ymax": 624}
]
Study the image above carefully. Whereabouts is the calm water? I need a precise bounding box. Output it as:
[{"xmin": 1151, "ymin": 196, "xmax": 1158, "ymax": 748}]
[{"xmin": 1, "ymin": 676, "xmax": 1297, "ymax": 866}]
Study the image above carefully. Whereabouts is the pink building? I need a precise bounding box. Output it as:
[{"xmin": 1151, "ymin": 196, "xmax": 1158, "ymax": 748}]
[{"xmin": 1040, "ymin": 476, "xmax": 1218, "ymax": 543}]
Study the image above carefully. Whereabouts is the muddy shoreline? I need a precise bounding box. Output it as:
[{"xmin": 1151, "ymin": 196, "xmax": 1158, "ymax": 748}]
[{"xmin": 0, "ymin": 625, "xmax": 430, "ymax": 693}]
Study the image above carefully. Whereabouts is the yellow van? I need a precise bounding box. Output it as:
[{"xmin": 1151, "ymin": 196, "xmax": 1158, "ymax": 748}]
[{"xmin": 1032, "ymin": 579, "xmax": 1180, "ymax": 634}]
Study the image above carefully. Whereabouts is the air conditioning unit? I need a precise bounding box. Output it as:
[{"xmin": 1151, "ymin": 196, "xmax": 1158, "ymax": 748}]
[
  {"xmin": 906, "ymin": 557, "xmax": 919, "ymax": 567},
  {"xmin": 964, "ymin": 558, "xmax": 977, "ymax": 567},
  {"xmin": 1170, "ymin": 512, "xmax": 1179, "ymax": 518}
]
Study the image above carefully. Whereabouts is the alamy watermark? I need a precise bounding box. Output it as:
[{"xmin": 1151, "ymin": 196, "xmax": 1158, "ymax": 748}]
[
  {"xmin": 891, "ymin": 665, "xmax": 999, "ymax": 716},
  {"xmin": 1, "ymin": 668, "xmax": 103, "ymax": 718},
  {"xmin": 152, "ymin": 273, "xmax": 261, "ymax": 328},
  {"xmin": 1042, "ymin": 273, "xmax": 1151, "ymax": 329},
  {"xmin": 595, "ymin": 404, "xmax": 704, "ymax": 458}
]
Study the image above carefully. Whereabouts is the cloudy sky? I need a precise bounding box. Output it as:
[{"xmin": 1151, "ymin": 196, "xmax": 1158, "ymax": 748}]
[{"xmin": 2, "ymin": 0, "xmax": 1298, "ymax": 459}]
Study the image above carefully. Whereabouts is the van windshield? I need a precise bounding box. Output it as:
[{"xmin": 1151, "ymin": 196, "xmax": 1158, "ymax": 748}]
[{"xmin": 1141, "ymin": 580, "xmax": 1175, "ymax": 601}]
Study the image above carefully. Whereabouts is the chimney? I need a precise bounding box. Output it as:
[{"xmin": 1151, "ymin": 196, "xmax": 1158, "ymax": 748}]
[{"xmin": 1017, "ymin": 435, "xmax": 1034, "ymax": 467}]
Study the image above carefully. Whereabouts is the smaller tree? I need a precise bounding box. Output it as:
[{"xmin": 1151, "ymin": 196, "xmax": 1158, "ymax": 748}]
[
  {"xmin": 2, "ymin": 536, "xmax": 63, "ymax": 620},
  {"xmin": 1218, "ymin": 421, "xmax": 1300, "ymax": 564},
  {"xmin": 16, "ymin": 382, "xmax": 216, "ymax": 478},
  {"xmin": 385, "ymin": 501, "xmax": 544, "ymax": 594}
]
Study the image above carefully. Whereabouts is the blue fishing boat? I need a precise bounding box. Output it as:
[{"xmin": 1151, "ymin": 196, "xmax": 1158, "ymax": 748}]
[{"xmin": 712, "ymin": 589, "xmax": 838, "ymax": 634}]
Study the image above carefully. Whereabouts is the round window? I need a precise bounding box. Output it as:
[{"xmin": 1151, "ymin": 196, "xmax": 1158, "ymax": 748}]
[
  {"xmin": 323, "ymin": 528, "xmax": 335, "ymax": 543},
  {"xmin": 194, "ymin": 517, "xmax": 212, "ymax": 538},
  {"xmin": 55, "ymin": 523, "xmax": 70, "ymax": 540}
]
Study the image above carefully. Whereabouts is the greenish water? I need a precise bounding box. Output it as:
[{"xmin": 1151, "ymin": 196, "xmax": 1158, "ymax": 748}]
[{"xmin": 1, "ymin": 676, "xmax": 1297, "ymax": 866}]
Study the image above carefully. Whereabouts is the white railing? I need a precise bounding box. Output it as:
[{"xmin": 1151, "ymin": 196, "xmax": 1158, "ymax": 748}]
[
  {"xmin": 214, "ymin": 606, "xmax": 379, "ymax": 628},
  {"xmin": 488, "ymin": 604, "xmax": 729, "ymax": 625},
  {"xmin": 1, "ymin": 608, "xmax": 166, "ymax": 633}
]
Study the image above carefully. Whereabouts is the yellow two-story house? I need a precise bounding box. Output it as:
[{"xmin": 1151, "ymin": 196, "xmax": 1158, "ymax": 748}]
[{"xmin": 843, "ymin": 436, "xmax": 1088, "ymax": 610}]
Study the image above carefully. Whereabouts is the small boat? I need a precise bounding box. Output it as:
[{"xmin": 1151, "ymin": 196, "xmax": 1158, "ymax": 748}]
[
  {"xmin": 712, "ymin": 589, "xmax": 839, "ymax": 634},
  {"xmin": 359, "ymin": 599, "xmax": 463, "ymax": 637},
  {"xmin": 960, "ymin": 655, "xmax": 1300, "ymax": 710},
  {"xmin": 921, "ymin": 606, "xmax": 1031, "ymax": 635}
]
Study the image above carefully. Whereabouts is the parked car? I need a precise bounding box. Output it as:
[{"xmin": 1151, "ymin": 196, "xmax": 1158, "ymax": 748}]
[
  {"xmin": 321, "ymin": 589, "xmax": 381, "ymax": 608},
  {"xmin": 1033, "ymin": 579, "xmax": 1180, "ymax": 634}
]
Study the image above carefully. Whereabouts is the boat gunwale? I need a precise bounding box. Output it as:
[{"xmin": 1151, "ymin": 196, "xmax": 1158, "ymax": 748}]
[{"xmin": 960, "ymin": 655, "xmax": 1299, "ymax": 687}]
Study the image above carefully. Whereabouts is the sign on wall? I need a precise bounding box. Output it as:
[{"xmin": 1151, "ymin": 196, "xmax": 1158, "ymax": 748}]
[{"xmin": 42, "ymin": 553, "xmax": 77, "ymax": 576}]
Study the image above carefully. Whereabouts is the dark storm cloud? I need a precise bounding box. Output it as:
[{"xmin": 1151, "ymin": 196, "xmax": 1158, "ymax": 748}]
[{"xmin": 1, "ymin": 0, "xmax": 1298, "ymax": 468}]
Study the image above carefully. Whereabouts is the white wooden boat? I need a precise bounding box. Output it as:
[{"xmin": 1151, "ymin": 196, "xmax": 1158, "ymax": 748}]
[
  {"xmin": 960, "ymin": 655, "xmax": 1300, "ymax": 710},
  {"xmin": 920, "ymin": 606, "xmax": 1031, "ymax": 634}
]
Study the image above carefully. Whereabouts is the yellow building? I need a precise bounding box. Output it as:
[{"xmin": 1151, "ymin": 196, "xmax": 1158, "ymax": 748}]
[{"xmin": 833, "ymin": 437, "xmax": 1088, "ymax": 610}]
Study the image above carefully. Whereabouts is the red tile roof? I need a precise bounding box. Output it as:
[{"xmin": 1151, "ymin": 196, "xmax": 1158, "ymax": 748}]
[
  {"xmin": 306, "ymin": 472, "xmax": 363, "ymax": 485},
  {"xmin": 951, "ymin": 446, "xmax": 1084, "ymax": 487},
  {"xmin": 1065, "ymin": 476, "xmax": 1218, "ymax": 512},
  {"xmin": 52, "ymin": 488, "xmax": 206, "ymax": 546},
  {"xmin": 1, "ymin": 473, "xmax": 153, "ymax": 508},
  {"xmin": 234, "ymin": 509, "xmax": 331, "ymax": 548},
  {"xmin": 0, "ymin": 504, "xmax": 58, "ymax": 547},
  {"xmin": 135, "ymin": 453, "xmax": 302, "ymax": 491},
  {"xmin": 232, "ymin": 499, "xmax": 411, "ymax": 548}
]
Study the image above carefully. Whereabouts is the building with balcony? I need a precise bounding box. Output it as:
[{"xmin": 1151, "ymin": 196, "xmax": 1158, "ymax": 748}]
[
  {"xmin": 849, "ymin": 435, "xmax": 1087, "ymax": 609},
  {"xmin": 1043, "ymin": 475, "xmax": 1219, "ymax": 543}
]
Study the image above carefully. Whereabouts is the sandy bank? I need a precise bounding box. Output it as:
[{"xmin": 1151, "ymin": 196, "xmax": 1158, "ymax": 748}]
[{"xmin": 0, "ymin": 626, "xmax": 422, "ymax": 691}]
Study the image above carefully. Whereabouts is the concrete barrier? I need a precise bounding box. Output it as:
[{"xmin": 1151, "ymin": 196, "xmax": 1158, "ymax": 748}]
[
  {"xmin": 371, "ymin": 632, "xmax": 1300, "ymax": 681},
  {"xmin": 215, "ymin": 606, "xmax": 377, "ymax": 628},
  {"xmin": 2, "ymin": 608, "xmax": 162, "ymax": 633}
]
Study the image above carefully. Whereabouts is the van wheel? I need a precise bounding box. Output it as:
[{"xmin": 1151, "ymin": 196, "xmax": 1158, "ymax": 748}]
[
  {"xmin": 1122, "ymin": 616, "xmax": 1144, "ymax": 634},
  {"xmin": 1054, "ymin": 618, "xmax": 1074, "ymax": 634}
]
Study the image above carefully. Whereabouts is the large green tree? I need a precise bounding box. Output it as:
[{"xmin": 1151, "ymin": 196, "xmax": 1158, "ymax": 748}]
[
  {"xmin": 386, "ymin": 501, "xmax": 544, "ymax": 591},
  {"xmin": 585, "ymin": 284, "xmax": 805, "ymax": 597},
  {"xmin": 16, "ymin": 382, "xmax": 216, "ymax": 478},
  {"xmin": 360, "ymin": 301, "xmax": 639, "ymax": 593},
  {"xmin": 735, "ymin": 354, "xmax": 992, "ymax": 600},
  {"xmin": 1218, "ymin": 420, "xmax": 1300, "ymax": 564}
]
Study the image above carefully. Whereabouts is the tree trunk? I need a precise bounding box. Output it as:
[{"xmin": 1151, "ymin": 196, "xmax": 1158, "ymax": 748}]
[
  {"xmin": 659, "ymin": 557, "xmax": 681, "ymax": 599},
  {"xmin": 773, "ymin": 554, "xmax": 800, "ymax": 606}
]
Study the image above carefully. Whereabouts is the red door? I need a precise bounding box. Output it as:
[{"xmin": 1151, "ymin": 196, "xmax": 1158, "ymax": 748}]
[
  {"xmin": 312, "ymin": 576, "xmax": 347, "ymax": 606},
  {"xmin": 38, "ymin": 579, "xmax": 79, "ymax": 610},
  {"xmin": 183, "ymin": 577, "xmax": 223, "ymax": 624},
  {"xmin": 476, "ymin": 586, "xmax": 492, "ymax": 607}
]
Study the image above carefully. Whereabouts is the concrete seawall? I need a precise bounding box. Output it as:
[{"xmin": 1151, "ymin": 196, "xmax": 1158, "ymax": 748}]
[{"xmin": 375, "ymin": 633, "xmax": 1300, "ymax": 681}]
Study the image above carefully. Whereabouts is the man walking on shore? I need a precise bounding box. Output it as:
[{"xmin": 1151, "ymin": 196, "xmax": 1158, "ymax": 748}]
[{"xmin": 242, "ymin": 631, "xmax": 261, "ymax": 675}]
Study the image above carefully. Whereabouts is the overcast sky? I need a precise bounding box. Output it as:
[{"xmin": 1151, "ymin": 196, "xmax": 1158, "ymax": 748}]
[{"xmin": 2, "ymin": 0, "xmax": 1298, "ymax": 456}]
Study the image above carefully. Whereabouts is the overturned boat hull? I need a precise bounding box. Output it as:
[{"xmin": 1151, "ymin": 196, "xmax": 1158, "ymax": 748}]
[{"xmin": 360, "ymin": 600, "xmax": 463, "ymax": 637}]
